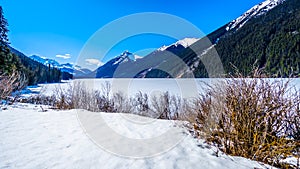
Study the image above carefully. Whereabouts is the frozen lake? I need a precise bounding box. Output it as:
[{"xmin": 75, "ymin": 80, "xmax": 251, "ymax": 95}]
[{"xmin": 25, "ymin": 78, "xmax": 300, "ymax": 99}]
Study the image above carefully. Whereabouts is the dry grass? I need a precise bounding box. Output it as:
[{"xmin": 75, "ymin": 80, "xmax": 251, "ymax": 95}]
[
  {"xmin": 22, "ymin": 81, "xmax": 186, "ymax": 121},
  {"xmin": 185, "ymin": 69, "xmax": 300, "ymax": 168}
]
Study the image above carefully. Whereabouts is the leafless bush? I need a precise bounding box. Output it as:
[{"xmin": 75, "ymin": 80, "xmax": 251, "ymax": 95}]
[
  {"xmin": 23, "ymin": 81, "xmax": 188, "ymax": 121},
  {"xmin": 113, "ymin": 92, "xmax": 133, "ymax": 113},
  {"xmin": 0, "ymin": 71, "xmax": 26, "ymax": 102},
  {"xmin": 52, "ymin": 83, "xmax": 72, "ymax": 109},
  {"xmin": 151, "ymin": 92, "xmax": 183, "ymax": 120},
  {"xmin": 49, "ymin": 81, "xmax": 116, "ymax": 112},
  {"xmin": 21, "ymin": 95, "xmax": 57, "ymax": 106},
  {"xmin": 187, "ymin": 69, "xmax": 300, "ymax": 168},
  {"xmin": 132, "ymin": 91, "xmax": 151, "ymax": 116}
]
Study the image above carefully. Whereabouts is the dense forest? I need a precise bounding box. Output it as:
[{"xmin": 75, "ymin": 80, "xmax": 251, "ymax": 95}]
[
  {"xmin": 192, "ymin": 0, "xmax": 300, "ymax": 77},
  {"xmin": 0, "ymin": 6, "xmax": 68, "ymax": 86}
]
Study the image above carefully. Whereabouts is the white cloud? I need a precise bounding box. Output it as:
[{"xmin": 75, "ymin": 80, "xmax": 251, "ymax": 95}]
[
  {"xmin": 56, "ymin": 54, "xmax": 71, "ymax": 59},
  {"xmin": 85, "ymin": 58, "xmax": 103, "ymax": 66}
]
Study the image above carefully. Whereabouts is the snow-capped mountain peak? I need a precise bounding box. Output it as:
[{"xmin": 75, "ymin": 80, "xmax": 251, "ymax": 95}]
[
  {"xmin": 158, "ymin": 38, "xmax": 199, "ymax": 52},
  {"xmin": 175, "ymin": 38, "xmax": 200, "ymax": 48},
  {"xmin": 226, "ymin": 0, "xmax": 285, "ymax": 31},
  {"xmin": 112, "ymin": 51, "xmax": 135, "ymax": 65}
]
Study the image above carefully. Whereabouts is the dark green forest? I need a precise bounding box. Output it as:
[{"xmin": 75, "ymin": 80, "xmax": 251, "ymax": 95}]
[{"xmin": 193, "ymin": 0, "xmax": 300, "ymax": 77}]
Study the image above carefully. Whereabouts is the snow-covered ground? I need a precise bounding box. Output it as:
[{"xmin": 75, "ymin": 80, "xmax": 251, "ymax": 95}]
[
  {"xmin": 2, "ymin": 78, "xmax": 299, "ymax": 168},
  {"xmin": 0, "ymin": 103, "xmax": 273, "ymax": 169}
]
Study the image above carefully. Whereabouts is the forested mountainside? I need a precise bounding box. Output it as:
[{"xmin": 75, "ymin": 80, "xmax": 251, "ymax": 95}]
[
  {"xmin": 9, "ymin": 47, "xmax": 71, "ymax": 84},
  {"xmin": 0, "ymin": 6, "xmax": 70, "ymax": 86},
  {"xmin": 96, "ymin": 0, "xmax": 299, "ymax": 78},
  {"xmin": 191, "ymin": 0, "xmax": 300, "ymax": 77}
]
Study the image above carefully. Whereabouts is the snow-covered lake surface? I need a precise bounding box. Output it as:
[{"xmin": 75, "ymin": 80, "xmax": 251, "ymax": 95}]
[
  {"xmin": 21, "ymin": 78, "xmax": 300, "ymax": 99},
  {"xmin": 0, "ymin": 103, "xmax": 273, "ymax": 169},
  {"xmin": 22, "ymin": 78, "xmax": 206, "ymax": 99}
]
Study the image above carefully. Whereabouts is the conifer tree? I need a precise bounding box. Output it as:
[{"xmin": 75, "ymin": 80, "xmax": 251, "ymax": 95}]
[
  {"xmin": 0, "ymin": 6, "xmax": 9, "ymax": 49},
  {"xmin": 0, "ymin": 6, "xmax": 11, "ymax": 74}
]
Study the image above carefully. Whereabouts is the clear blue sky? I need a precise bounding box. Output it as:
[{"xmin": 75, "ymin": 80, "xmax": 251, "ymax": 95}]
[{"xmin": 2, "ymin": 0, "xmax": 263, "ymax": 69}]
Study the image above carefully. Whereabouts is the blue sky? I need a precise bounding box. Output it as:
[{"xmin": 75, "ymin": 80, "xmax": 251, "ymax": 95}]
[{"xmin": 2, "ymin": 0, "xmax": 263, "ymax": 70}]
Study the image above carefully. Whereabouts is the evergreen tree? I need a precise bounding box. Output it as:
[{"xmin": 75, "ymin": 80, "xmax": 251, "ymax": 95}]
[
  {"xmin": 0, "ymin": 6, "xmax": 9, "ymax": 49},
  {"xmin": 0, "ymin": 6, "xmax": 11, "ymax": 74}
]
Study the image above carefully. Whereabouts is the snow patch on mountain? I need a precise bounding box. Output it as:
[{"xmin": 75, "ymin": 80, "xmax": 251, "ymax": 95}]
[
  {"xmin": 226, "ymin": 0, "xmax": 285, "ymax": 31},
  {"xmin": 112, "ymin": 51, "xmax": 135, "ymax": 65},
  {"xmin": 158, "ymin": 38, "xmax": 199, "ymax": 52},
  {"xmin": 134, "ymin": 54, "xmax": 143, "ymax": 60}
]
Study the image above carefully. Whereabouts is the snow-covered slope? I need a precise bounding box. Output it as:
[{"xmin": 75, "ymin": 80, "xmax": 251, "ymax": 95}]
[
  {"xmin": 112, "ymin": 51, "xmax": 134, "ymax": 65},
  {"xmin": 0, "ymin": 103, "xmax": 273, "ymax": 169},
  {"xmin": 226, "ymin": 0, "xmax": 285, "ymax": 31},
  {"xmin": 134, "ymin": 54, "xmax": 143, "ymax": 60},
  {"xmin": 158, "ymin": 38, "xmax": 199, "ymax": 52}
]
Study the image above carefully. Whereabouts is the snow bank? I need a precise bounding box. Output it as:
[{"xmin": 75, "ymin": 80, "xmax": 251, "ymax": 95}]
[{"xmin": 0, "ymin": 103, "xmax": 272, "ymax": 169}]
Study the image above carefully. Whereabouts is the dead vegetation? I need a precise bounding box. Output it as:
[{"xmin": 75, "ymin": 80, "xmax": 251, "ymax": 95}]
[
  {"xmin": 184, "ymin": 69, "xmax": 300, "ymax": 168},
  {"xmin": 0, "ymin": 70, "xmax": 26, "ymax": 103},
  {"xmin": 21, "ymin": 81, "xmax": 186, "ymax": 120}
]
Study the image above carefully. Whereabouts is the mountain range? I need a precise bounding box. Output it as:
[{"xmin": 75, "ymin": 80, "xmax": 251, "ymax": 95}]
[
  {"xmin": 29, "ymin": 55, "xmax": 92, "ymax": 78},
  {"xmin": 89, "ymin": 38, "xmax": 198, "ymax": 78},
  {"xmin": 5, "ymin": 0, "xmax": 300, "ymax": 80},
  {"xmin": 91, "ymin": 0, "xmax": 299, "ymax": 78}
]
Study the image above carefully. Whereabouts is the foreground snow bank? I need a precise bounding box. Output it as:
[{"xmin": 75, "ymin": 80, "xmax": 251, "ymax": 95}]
[{"xmin": 0, "ymin": 103, "xmax": 272, "ymax": 169}]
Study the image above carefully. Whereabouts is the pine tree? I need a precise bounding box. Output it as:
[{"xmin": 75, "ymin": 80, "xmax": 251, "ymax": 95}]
[
  {"xmin": 0, "ymin": 6, "xmax": 8, "ymax": 47},
  {"xmin": 0, "ymin": 6, "xmax": 11, "ymax": 74}
]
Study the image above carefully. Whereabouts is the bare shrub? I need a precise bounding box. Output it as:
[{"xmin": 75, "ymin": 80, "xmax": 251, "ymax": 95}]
[
  {"xmin": 53, "ymin": 83, "xmax": 74, "ymax": 110},
  {"xmin": 22, "ymin": 95, "xmax": 57, "ymax": 106},
  {"xmin": 0, "ymin": 71, "xmax": 26, "ymax": 102},
  {"xmin": 151, "ymin": 92, "xmax": 171, "ymax": 119},
  {"xmin": 69, "ymin": 81, "xmax": 97, "ymax": 111},
  {"xmin": 113, "ymin": 92, "xmax": 133, "ymax": 113},
  {"xmin": 20, "ymin": 79, "xmax": 190, "ymax": 120},
  {"xmin": 151, "ymin": 92, "xmax": 183, "ymax": 120},
  {"xmin": 132, "ymin": 91, "xmax": 151, "ymax": 116},
  {"xmin": 95, "ymin": 81, "xmax": 115, "ymax": 112},
  {"xmin": 188, "ymin": 69, "xmax": 300, "ymax": 168}
]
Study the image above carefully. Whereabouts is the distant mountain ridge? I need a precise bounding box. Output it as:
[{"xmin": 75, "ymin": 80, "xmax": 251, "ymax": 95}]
[
  {"xmin": 92, "ymin": 38, "xmax": 199, "ymax": 78},
  {"xmin": 29, "ymin": 55, "xmax": 92, "ymax": 78},
  {"xmin": 29, "ymin": 55, "xmax": 60, "ymax": 67}
]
